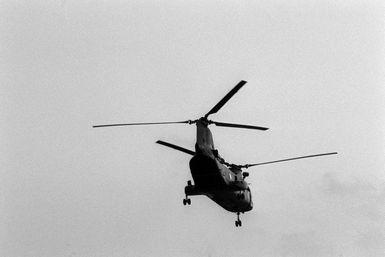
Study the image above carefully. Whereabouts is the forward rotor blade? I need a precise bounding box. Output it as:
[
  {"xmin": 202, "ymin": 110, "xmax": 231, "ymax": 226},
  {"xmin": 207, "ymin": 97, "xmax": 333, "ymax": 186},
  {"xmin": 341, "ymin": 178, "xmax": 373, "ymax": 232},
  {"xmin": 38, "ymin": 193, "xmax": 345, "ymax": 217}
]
[
  {"xmin": 211, "ymin": 121, "xmax": 269, "ymax": 131},
  {"xmin": 242, "ymin": 152, "xmax": 338, "ymax": 168},
  {"xmin": 93, "ymin": 120, "xmax": 191, "ymax": 128},
  {"xmin": 205, "ymin": 80, "xmax": 247, "ymax": 118},
  {"xmin": 156, "ymin": 140, "xmax": 195, "ymax": 156}
]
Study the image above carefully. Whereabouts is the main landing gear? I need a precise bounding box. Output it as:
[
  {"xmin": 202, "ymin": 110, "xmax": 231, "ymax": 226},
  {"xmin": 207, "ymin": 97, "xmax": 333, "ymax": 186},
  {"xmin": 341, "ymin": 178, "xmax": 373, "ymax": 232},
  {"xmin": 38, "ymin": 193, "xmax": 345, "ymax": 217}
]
[
  {"xmin": 183, "ymin": 197, "xmax": 191, "ymax": 205},
  {"xmin": 235, "ymin": 212, "xmax": 242, "ymax": 227},
  {"xmin": 183, "ymin": 180, "xmax": 192, "ymax": 206}
]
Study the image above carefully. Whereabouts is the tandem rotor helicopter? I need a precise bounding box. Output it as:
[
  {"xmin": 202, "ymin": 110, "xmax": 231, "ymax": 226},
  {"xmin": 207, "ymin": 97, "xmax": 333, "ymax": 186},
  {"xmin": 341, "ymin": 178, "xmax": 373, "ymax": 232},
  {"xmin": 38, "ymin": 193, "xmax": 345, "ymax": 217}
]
[{"xmin": 93, "ymin": 80, "xmax": 337, "ymax": 227}]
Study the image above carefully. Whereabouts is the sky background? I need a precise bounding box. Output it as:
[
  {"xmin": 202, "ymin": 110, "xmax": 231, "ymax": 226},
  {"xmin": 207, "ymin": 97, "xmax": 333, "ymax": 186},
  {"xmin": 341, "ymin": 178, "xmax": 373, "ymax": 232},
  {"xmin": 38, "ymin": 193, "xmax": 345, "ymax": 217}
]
[{"xmin": 1, "ymin": 1, "xmax": 385, "ymax": 256}]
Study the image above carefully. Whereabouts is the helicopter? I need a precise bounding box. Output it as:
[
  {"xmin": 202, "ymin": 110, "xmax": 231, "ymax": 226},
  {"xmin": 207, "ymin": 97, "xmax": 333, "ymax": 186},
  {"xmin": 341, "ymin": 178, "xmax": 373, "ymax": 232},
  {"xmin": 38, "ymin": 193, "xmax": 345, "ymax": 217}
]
[{"xmin": 93, "ymin": 80, "xmax": 337, "ymax": 227}]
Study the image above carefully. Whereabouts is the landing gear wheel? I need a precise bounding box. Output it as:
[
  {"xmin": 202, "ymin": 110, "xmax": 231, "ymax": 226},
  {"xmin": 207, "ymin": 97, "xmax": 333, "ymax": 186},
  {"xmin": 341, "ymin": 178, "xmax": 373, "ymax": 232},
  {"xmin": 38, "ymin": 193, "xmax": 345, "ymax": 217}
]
[
  {"xmin": 235, "ymin": 220, "xmax": 242, "ymax": 227},
  {"xmin": 235, "ymin": 212, "xmax": 242, "ymax": 227},
  {"xmin": 183, "ymin": 196, "xmax": 191, "ymax": 206}
]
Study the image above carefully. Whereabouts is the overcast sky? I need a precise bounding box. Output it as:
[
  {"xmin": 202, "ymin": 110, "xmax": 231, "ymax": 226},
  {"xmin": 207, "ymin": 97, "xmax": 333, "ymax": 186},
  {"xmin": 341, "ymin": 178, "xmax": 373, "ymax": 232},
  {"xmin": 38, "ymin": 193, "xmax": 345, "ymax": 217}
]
[{"xmin": 1, "ymin": 1, "xmax": 385, "ymax": 257}]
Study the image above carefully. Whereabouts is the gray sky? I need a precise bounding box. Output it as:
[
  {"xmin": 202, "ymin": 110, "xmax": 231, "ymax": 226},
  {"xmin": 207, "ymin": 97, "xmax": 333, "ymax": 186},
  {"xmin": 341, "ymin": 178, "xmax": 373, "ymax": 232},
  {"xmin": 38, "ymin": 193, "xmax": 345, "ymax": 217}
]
[{"xmin": 1, "ymin": 1, "xmax": 385, "ymax": 256}]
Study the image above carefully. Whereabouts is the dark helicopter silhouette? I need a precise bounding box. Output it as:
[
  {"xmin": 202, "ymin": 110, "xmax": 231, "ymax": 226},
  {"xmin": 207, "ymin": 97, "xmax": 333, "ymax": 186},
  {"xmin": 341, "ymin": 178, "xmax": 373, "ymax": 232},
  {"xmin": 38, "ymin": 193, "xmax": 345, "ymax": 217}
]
[{"xmin": 93, "ymin": 80, "xmax": 337, "ymax": 227}]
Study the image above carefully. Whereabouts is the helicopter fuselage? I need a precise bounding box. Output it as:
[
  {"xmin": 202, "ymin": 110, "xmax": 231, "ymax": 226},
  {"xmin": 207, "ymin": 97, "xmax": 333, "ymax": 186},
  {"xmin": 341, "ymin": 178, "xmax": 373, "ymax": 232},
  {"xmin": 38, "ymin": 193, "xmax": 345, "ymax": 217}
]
[{"xmin": 185, "ymin": 119, "xmax": 253, "ymax": 213}]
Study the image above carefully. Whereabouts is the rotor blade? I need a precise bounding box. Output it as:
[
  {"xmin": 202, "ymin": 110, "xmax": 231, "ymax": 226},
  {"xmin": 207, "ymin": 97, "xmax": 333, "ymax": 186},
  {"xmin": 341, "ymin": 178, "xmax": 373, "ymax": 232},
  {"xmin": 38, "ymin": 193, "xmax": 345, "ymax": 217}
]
[
  {"xmin": 156, "ymin": 140, "xmax": 195, "ymax": 156},
  {"xmin": 242, "ymin": 152, "xmax": 338, "ymax": 168},
  {"xmin": 205, "ymin": 80, "xmax": 247, "ymax": 118},
  {"xmin": 211, "ymin": 121, "xmax": 269, "ymax": 131},
  {"xmin": 93, "ymin": 120, "xmax": 191, "ymax": 128}
]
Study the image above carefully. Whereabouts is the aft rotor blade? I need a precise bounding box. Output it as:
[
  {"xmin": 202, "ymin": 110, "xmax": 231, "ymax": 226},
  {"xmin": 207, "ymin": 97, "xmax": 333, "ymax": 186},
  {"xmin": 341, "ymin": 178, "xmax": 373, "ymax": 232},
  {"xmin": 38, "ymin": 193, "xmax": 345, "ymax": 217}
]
[
  {"xmin": 211, "ymin": 121, "xmax": 269, "ymax": 131},
  {"xmin": 156, "ymin": 140, "xmax": 195, "ymax": 156},
  {"xmin": 93, "ymin": 120, "xmax": 191, "ymax": 128},
  {"xmin": 243, "ymin": 152, "xmax": 338, "ymax": 168},
  {"xmin": 205, "ymin": 80, "xmax": 247, "ymax": 118}
]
